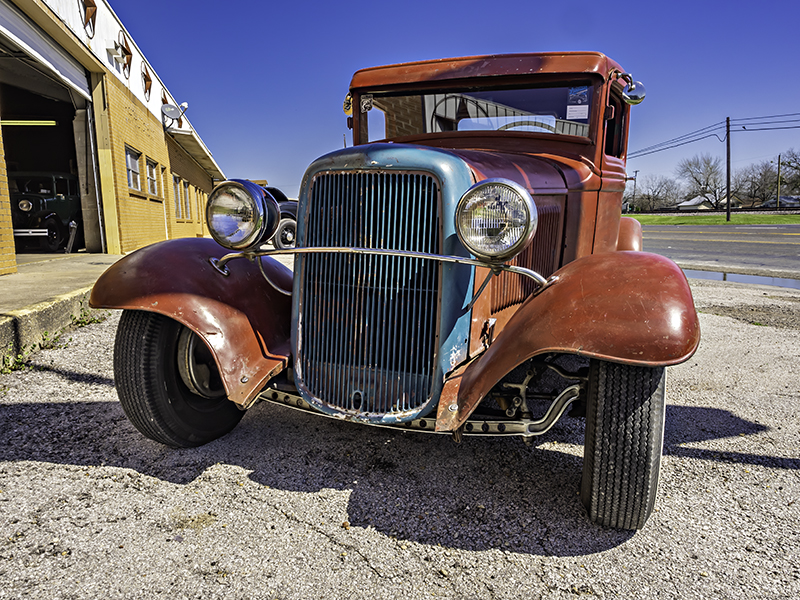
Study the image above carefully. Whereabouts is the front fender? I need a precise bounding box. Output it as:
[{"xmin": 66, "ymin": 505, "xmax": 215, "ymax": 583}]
[
  {"xmin": 436, "ymin": 251, "xmax": 700, "ymax": 431},
  {"xmin": 90, "ymin": 238, "xmax": 293, "ymax": 407}
]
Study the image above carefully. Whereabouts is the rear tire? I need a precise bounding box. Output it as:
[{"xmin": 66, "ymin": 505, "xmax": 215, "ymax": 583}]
[
  {"xmin": 581, "ymin": 360, "xmax": 666, "ymax": 529},
  {"xmin": 113, "ymin": 310, "xmax": 244, "ymax": 448}
]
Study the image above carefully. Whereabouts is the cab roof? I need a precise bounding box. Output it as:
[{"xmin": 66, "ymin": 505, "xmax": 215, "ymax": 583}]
[{"xmin": 349, "ymin": 52, "xmax": 624, "ymax": 91}]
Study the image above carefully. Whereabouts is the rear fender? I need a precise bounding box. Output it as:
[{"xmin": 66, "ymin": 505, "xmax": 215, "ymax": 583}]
[
  {"xmin": 90, "ymin": 238, "xmax": 293, "ymax": 407},
  {"xmin": 436, "ymin": 251, "xmax": 700, "ymax": 431},
  {"xmin": 617, "ymin": 217, "xmax": 642, "ymax": 251}
]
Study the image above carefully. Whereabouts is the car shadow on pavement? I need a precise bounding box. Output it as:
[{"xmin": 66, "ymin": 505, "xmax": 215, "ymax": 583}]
[
  {"xmin": 25, "ymin": 364, "xmax": 115, "ymax": 387},
  {"xmin": 0, "ymin": 399, "xmax": 794, "ymax": 556}
]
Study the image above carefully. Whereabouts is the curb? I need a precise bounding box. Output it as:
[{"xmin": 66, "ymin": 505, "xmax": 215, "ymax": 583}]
[
  {"xmin": 675, "ymin": 261, "xmax": 800, "ymax": 282},
  {"xmin": 0, "ymin": 285, "xmax": 95, "ymax": 362}
]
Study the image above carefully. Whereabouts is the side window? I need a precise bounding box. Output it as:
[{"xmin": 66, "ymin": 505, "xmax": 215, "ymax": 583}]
[
  {"xmin": 126, "ymin": 146, "xmax": 141, "ymax": 190},
  {"xmin": 604, "ymin": 93, "xmax": 626, "ymax": 158},
  {"xmin": 55, "ymin": 178, "xmax": 69, "ymax": 196}
]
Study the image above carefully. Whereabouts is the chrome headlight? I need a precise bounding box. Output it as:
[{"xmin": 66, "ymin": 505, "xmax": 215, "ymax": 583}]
[
  {"xmin": 18, "ymin": 199, "xmax": 33, "ymax": 212},
  {"xmin": 455, "ymin": 178, "xmax": 537, "ymax": 262},
  {"xmin": 206, "ymin": 179, "xmax": 279, "ymax": 250}
]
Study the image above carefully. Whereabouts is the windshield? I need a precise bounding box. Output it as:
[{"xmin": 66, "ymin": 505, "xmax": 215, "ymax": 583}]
[
  {"xmin": 10, "ymin": 176, "xmax": 54, "ymax": 195},
  {"xmin": 364, "ymin": 84, "xmax": 593, "ymax": 142}
]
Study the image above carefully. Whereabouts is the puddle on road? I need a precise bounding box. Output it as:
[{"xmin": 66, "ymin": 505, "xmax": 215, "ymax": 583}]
[{"xmin": 683, "ymin": 269, "xmax": 800, "ymax": 290}]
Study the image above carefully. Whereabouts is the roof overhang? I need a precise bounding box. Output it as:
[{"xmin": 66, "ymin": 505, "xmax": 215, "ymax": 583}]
[
  {"xmin": 350, "ymin": 52, "xmax": 623, "ymax": 91},
  {"xmin": 167, "ymin": 127, "xmax": 225, "ymax": 181}
]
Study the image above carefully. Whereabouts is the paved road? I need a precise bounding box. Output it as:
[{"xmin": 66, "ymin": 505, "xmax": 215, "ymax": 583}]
[
  {"xmin": 642, "ymin": 224, "xmax": 800, "ymax": 279},
  {"xmin": 0, "ymin": 280, "xmax": 798, "ymax": 599}
]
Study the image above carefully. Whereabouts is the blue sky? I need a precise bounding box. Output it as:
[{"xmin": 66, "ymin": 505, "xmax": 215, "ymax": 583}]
[{"xmin": 110, "ymin": 0, "xmax": 798, "ymax": 197}]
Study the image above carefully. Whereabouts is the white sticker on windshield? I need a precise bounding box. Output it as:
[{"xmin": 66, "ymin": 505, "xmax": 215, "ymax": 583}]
[{"xmin": 566, "ymin": 105, "xmax": 589, "ymax": 120}]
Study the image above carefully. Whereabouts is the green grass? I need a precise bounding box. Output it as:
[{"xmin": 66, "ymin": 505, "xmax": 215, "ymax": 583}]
[{"xmin": 632, "ymin": 213, "xmax": 800, "ymax": 225}]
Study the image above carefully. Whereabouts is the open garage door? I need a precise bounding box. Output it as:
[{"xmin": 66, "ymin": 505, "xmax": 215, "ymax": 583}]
[{"xmin": 0, "ymin": 0, "xmax": 103, "ymax": 254}]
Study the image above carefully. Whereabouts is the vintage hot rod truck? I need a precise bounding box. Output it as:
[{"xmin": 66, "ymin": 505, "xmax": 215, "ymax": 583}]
[{"xmin": 91, "ymin": 52, "xmax": 700, "ymax": 529}]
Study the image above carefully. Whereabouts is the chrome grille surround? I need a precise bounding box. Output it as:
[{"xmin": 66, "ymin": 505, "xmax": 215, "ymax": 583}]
[{"xmin": 296, "ymin": 171, "xmax": 442, "ymax": 422}]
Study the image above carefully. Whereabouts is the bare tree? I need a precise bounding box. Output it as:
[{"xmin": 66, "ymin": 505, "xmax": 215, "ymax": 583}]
[
  {"xmin": 737, "ymin": 161, "xmax": 777, "ymax": 207},
  {"xmin": 632, "ymin": 175, "xmax": 683, "ymax": 212},
  {"xmin": 779, "ymin": 149, "xmax": 800, "ymax": 195},
  {"xmin": 675, "ymin": 153, "xmax": 728, "ymax": 209}
]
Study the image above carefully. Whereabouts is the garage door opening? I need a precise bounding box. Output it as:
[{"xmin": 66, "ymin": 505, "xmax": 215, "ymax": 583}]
[{"xmin": 2, "ymin": 83, "xmax": 85, "ymax": 254}]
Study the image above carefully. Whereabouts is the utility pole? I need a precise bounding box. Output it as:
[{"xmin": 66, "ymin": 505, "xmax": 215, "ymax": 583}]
[
  {"xmin": 726, "ymin": 117, "xmax": 731, "ymax": 222},
  {"xmin": 632, "ymin": 169, "xmax": 639, "ymax": 211},
  {"xmin": 777, "ymin": 154, "xmax": 781, "ymax": 209}
]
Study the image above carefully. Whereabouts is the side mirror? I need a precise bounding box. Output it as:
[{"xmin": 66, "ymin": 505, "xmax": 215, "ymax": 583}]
[{"xmin": 618, "ymin": 73, "xmax": 646, "ymax": 105}]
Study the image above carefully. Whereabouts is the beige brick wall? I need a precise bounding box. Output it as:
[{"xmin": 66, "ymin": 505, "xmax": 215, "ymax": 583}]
[
  {"xmin": 0, "ymin": 124, "xmax": 16, "ymax": 275},
  {"xmin": 375, "ymin": 96, "xmax": 425, "ymax": 138},
  {"xmin": 103, "ymin": 76, "xmax": 213, "ymax": 253},
  {"xmin": 0, "ymin": 2, "xmax": 219, "ymax": 265},
  {"xmin": 167, "ymin": 136, "xmax": 213, "ymax": 240}
]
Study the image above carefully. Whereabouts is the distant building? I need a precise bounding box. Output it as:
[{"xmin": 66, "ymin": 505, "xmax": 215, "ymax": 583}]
[
  {"xmin": 0, "ymin": 0, "xmax": 223, "ymax": 275},
  {"xmin": 676, "ymin": 196, "xmax": 740, "ymax": 211},
  {"xmin": 759, "ymin": 196, "xmax": 800, "ymax": 208}
]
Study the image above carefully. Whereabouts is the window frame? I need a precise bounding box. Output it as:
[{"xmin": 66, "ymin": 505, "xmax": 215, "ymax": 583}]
[
  {"xmin": 125, "ymin": 146, "xmax": 141, "ymax": 191},
  {"xmin": 173, "ymin": 175, "xmax": 183, "ymax": 219},
  {"xmin": 146, "ymin": 159, "xmax": 159, "ymax": 196},
  {"xmin": 183, "ymin": 181, "xmax": 191, "ymax": 220}
]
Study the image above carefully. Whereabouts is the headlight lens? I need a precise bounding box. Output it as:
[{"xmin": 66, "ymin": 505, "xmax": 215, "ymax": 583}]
[
  {"xmin": 455, "ymin": 178, "xmax": 537, "ymax": 262},
  {"xmin": 206, "ymin": 180, "xmax": 279, "ymax": 250},
  {"xmin": 18, "ymin": 199, "xmax": 33, "ymax": 212}
]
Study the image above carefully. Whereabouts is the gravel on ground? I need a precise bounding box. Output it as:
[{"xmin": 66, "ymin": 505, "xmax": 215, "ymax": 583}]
[{"xmin": 0, "ymin": 279, "xmax": 798, "ymax": 600}]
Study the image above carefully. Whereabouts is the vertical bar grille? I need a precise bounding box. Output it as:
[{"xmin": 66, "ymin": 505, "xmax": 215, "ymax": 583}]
[
  {"xmin": 491, "ymin": 203, "xmax": 560, "ymax": 313},
  {"xmin": 298, "ymin": 172, "xmax": 440, "ymax": 417}
]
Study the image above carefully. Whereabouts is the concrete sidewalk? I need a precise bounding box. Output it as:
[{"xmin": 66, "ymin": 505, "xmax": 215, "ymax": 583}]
[
  {"xmin": 1, "ymin": 249, "xmax": 296, "ymax": 362},
  {"xmin": 0, "ymin": 252, "xmax": 123, "ymax": 360}
]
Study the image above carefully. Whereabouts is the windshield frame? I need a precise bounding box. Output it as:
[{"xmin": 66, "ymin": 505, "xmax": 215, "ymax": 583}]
[{"xmin": 353, "ymin": 74, "xmax": 603, "ymax": 147}]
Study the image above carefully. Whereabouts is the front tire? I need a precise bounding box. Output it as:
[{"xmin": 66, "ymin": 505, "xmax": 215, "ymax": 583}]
[
  {"xmin": 113, "ymin": 310, "xmax": 244, "ymax": 447},
  {"xmin": 581, "ymin": 360, "xmax": 666, "ymax": 529},
  {"xmin": 41, "ymin": 217, "xmax": 64, "ymax": 252}
]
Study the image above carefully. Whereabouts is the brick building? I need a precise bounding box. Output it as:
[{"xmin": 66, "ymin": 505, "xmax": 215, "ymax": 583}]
[{"xmin": 0, "ymin": 0, "xmax": 224, "ymax": 275}]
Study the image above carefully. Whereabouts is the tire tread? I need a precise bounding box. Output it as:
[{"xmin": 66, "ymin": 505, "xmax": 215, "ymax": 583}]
[{"xmin": 582, "ymin": 361, "xmax": 665, "ymax": 529}]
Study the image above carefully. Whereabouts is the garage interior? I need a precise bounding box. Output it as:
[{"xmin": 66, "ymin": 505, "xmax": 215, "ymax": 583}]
[{"xmin": 0, "ymin": 21, "xmax": 103, "ymax": 258}]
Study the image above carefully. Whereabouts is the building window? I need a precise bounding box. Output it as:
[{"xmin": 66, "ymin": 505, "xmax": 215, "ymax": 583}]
[
  {"xmin": 146, "ymin": 159, "xmax": 158, "ymax": 195},
  {"xmin": 183, "ymin": 181, "xmax": 191, "ymax": 220},
  {"xmin": 126, "ymin": 146, "xmax": 141, "ymax": 191},
  {"xmin": 173, "ymin": 175, "xmax": 182, "ymax": 219}
]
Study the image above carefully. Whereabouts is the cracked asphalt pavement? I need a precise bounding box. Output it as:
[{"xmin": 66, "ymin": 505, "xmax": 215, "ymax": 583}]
[{"xmin": 0, "ymin": 279, "xmax": 798, "ymax": 599}]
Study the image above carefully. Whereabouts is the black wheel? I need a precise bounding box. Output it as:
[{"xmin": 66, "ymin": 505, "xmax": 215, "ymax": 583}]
[
  {"xmin": 273, "ymin": 218, "xmax": 296, "ymax": 249},
  {"xmin": 581, "ymin": 360, "xmax": 666, "ymax": 529},
  {"xmin": 41, "ymin": 217, "xmax": 64, "ymax": 252},
  {"xmin": 113, "ymin": 310, "xmax": 244, "ymax": 448}
]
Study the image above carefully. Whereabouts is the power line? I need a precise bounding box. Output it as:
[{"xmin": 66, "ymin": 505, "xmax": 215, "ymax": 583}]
[
  {"xmin": 628, "ymin": 133, "xmax": 726, "ymax": 159},
  {"xmin": 731, "ymin": 111, "xmax": 800, "ymax": 122},
  {"xmin": 735, "ymin": 125, "xmax": 800, "ymax": 132},
  {"xmin": 629, "ymin": 112, "xmax": 800, "ymax": 159}
]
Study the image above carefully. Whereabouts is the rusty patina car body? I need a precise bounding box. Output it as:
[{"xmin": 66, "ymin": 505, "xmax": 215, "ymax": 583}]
[{"xmin": 92, "ymin": 52, "xmax": 699, "ymax": 529}]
